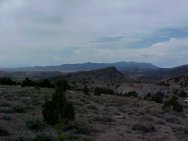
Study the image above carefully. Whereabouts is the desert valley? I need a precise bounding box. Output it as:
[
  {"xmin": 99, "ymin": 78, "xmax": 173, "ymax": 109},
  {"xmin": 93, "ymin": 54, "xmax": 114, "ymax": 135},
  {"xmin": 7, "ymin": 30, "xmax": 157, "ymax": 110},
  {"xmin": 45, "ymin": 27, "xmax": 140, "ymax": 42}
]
[{"xmin": 0, "ymin": 62, "xmax": 188, "ymax": 141}]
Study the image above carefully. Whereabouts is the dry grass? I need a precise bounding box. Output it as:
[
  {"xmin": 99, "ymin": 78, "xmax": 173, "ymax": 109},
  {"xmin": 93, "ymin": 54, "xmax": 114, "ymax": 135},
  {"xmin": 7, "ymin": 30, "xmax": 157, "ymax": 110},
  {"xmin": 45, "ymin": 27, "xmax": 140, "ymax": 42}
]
[{"xmin": 0, "ymin": 85, "xmax": 188, "ymax": 141}]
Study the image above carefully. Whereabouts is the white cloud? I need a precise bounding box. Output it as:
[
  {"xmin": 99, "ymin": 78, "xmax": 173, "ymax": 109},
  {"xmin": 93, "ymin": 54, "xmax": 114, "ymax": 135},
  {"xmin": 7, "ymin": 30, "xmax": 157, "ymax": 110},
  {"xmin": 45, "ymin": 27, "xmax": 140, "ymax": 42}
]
[
  {"xmin": 84, "ymin": 38, "xmax": 188, "ymax": 67},
  {"xmin": 141, "ymin": 38, "xmax": 188, "ymax": 67},
  {"xmin": 0, "ymin": 0, "xmax": 188, "ymax": 67}
]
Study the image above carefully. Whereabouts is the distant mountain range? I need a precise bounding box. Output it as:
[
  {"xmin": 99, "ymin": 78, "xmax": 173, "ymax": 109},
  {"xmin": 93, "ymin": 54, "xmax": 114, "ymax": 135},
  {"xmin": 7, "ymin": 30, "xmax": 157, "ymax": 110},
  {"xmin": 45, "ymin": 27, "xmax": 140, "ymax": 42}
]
[
  {"xmin": 0, "ymin": 62, "xmax": 188, "ymax": 81},
  {"xmin": 0, "ymin": 61, "xmax": 158, "ymax": 72}
]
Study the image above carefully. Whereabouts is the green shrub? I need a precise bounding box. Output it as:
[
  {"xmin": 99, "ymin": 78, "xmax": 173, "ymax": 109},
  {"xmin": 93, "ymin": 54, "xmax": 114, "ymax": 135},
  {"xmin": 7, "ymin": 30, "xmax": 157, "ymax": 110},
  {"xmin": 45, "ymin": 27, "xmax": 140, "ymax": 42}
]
[
  {"xmin": 42, "ymin": 80, "xmax": 75, "ymax": 125},
  {"xmin": 62, "ymin": 121, "xmax": 92, "ymax": 135},
  {"xmin": 83, "ymin": 85, "xmax": 89, "ymax": 95},
  {"xmin": 144, "ymin": 93, "xmax": 151, "ymax": 100},
  {"xmin": 7, "ymin": 136, "xmax": 27, "ymax": 141},
  {"xmin": 0, "ymin": 108, "xmax": 14, "ymax": 114},
  {"xmin": 55, "ymin": 132, "xmax": 68, "ymax": 141},
  {"xmin": 87, "ymin": 105, "xmax": 98, "ymax": 110},
  {"xmin": 1, "ymin": 115, "xmax": 12, "ymax": 120},
  {"xmin": 34, "ymin": 133, "xmax": 52, "ymax": 141},
  {"xmin": 62, "ymin": 102, "xmax": 75, "ymax": 121},
  {"xmin": 179, "ymin": 90, "xmax": 186, "ymax": 97},
  {"xmin": 42, "ymin": 99, "xmax": 59, "ymax": 125},
  {"xmin": 0, "ymin": 126, "xmax": 10, "ymax": 136},
  {"xmin": 13, "ymin": 105, "xmax": 26, "ymax": 113},
  {"xmin": 131, "ymin": 122, "xmax": 156, "ymax": 133},
  {"xmin": 151, "ymin": 92, "xmax": 164, "ymax": 103},
  {"xmin": 94, "ymin": 87, "xmax": 114, "ymax": 96},
  {"xmin": 55, "ymin": 80, "xmax": 70, "ymax": 91},
  {"xmin": 172, "ymin": 126, "xmax": 188, "ymax": 138},
  {"xmin": 0, "ymin": 77, "xmax": 16, "ymax": 85},
  {"xmin": 173, "ymin": 102, "xmax": 183, "ymax": 112},
  {"xmin": 39, "ymin": 79, "xmax": 54, "ymax": 88},
  {"xmin": 162, "ymin": 100, "xmax": 172, "ymax": 111},
  {"xmin": 21, "ymin": 77, "xmax": 34, "ymax": 87},
  {"xmin": 157, "ymin": 81, "xmax": 169, "ymax": 86},
  {"xmin": 165, "ymin": 116, "xmax": 180, "ymax": 124},
  {"xmin": 162, "ymin": 96, "xmax": 183, "ymax": 112},
  {"xmin": 93, "ymin": 116, "xmax": 113, "ymax": 122},
  {"xmin": 125, "ymin": 91, "xmax": 138, "ymax": 97},
  {"xmin": 25, "ymin": 116, "xmax": 44, "ymax": 130},
  {"xmin": 94, "ymin": 87, "xmax": 101, "ymax": 96}
]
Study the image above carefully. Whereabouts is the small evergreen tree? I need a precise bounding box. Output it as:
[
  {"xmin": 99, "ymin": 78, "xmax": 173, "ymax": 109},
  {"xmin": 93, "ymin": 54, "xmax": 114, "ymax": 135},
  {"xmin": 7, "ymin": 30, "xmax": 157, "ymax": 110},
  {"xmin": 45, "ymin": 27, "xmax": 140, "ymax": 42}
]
[
  {"xmin": 62, "ymin": 102, "xmax": 75, "ymax": 121},
  {"xmin": 125, "ymin": 91, "xmax": 138, "ymax": 97},
  {"xmin": 144, "ymin": 93, "xmax": 151, "ymax": 100},
  {"xmin": 162, "ymin": 96, "xmax": 183, "ymax": 113},
  {"xmin": 151, "ymin": 92, "xmax": 164, "ymax": 103},
  {"xmin": 94, "ymin": 87, "xmax": 101, "ymax": 96},
  {"xmin": 179, "ymin": 90, "xmax": 186, "ymax": 97},
  {"xmin": 22, "ymin": 77, "xmax": 34, "ymax": 87},
  {"xmin": 0, "ymin": 77, "xmax": 16, "ymax": 85},
  {"xmin": 173, "ymin": 102, "xmax": 183, "ymax": 112},
  {"xmin": 42, "ymin": 80, "xmax": 75, "ymax": 125},
  {"xmin": 40, "ymin": 79, "xmax": 53, "ymax": 88},
  {"xmin": 42, "ymin": 99, "xmax": 59, "ymax": 125},
  {"xmin": 83, "ymin": 85, "xmax": 89, "ymax": 95}
]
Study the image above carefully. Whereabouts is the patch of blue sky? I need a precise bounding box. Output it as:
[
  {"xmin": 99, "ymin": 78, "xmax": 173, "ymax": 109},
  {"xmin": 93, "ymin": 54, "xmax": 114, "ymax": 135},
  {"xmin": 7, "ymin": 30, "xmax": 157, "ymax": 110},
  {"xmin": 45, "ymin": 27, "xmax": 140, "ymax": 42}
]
[{"xmin": 126, "ymin": 26, "xmax": 188, "ymax": 49}]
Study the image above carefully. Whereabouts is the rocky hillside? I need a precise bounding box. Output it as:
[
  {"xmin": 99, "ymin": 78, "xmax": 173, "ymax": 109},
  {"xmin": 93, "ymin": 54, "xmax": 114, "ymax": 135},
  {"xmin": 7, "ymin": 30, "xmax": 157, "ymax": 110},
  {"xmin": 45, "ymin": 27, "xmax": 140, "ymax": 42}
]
[{"xmin": 64, "ymin": 67, "xmax": 125, "ymax": 82}]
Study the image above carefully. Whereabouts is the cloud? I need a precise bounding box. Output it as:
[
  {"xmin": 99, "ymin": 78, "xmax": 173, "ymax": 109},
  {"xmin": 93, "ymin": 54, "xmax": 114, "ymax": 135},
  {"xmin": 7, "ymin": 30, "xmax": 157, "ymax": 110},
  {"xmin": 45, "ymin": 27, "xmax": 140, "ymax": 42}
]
[
  {"xmin": 85, "ymin": 38, "xmax": 188, "ymax": 68},
  {"xmin": 142, "ymin": 38, "xmax": 188, "ymax": 67},
  {"xmin": 0, "ymin": 0, "xmax": 188, "ymax": 67},
  {"xmin": 93, "ymin": 36, "xmax": 124, "ymax": 43}
]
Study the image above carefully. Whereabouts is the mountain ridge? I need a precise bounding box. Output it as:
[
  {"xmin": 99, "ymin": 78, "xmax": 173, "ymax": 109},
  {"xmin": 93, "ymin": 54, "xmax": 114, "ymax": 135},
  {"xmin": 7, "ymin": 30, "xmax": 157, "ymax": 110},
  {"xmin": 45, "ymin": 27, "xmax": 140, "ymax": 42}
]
[{"xmin": 0, "ymin": 61, "xmax": 158, "ymax": 72}]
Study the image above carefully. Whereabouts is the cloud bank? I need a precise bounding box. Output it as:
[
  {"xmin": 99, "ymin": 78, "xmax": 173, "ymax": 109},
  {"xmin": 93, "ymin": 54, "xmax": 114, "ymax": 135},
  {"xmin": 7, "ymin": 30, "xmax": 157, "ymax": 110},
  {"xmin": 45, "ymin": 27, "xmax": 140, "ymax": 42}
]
[{"xmin": 0, "ymin": 0, "xmax": 188, "ymax": 67}]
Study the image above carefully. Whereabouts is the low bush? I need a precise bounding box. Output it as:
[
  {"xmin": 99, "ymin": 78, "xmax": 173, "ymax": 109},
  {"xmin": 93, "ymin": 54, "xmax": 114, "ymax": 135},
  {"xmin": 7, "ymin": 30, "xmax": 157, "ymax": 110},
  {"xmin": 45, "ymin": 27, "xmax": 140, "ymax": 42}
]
[
  {"xmin": 21, "ymin": 78, "xmax": 35, "ymax": 87},
  {"xmin": 61, "ymin": 121, "xmax": 93, "ymax": 136},
  {"xmin": 0, "ymin": 126, "xmax": 10, "ymax": 136},
  {"xmin": 94, "ymin": 87, "xmax": 114, "ymax": 96},
  {"xmin": 131, "ymin": 122, "xmax": 156, "ymax": 133},
  {"xmin": 25, "ymin": 116, "xmax": 44, "ymax": 130},
  {"xmin": 179, "ymin": 90, "xmax": 186, "ymax": 97},
  {"xmin": 173, "ymin": 102, "xmax": 183, "ymax": 112},
  {"xmin": 151, "ymin": 92, "xmax": 164, "ymax": 103},
  {"xmin": 1, "ymin": 115, "xmax": 12, "ymax": 120},
  {"xmin": 83, "ymin": 85, "xmax": 89, "ymax": 95},
  {"xmin": 124, "ymin": 91, "xmax": 138, "ymax": 97},
  {"xmin": 165, "ymin": 116, "xmax": 180, "ymax": 124},
  {"xmin": 34, "ymin": 133, "xmax": 53, "ymax": 141},
  {"xmin": 94, "ymin": 87, "xmax": 101, "ymax": 96},
  {"xmin": 144, "ymin": 93, "xmax": 151, "ymax": 100},
  {"xmin": 172, "ymin": 126, "xmax": 188, "ymax": 138},
  {"xmin": 0, "ymin": 108, "xmax": 14, "ymax": 114},
  {"xmin": 55, "ymin": 132, "xmax": 68, "ymax": 141},
  {"xmin": 0, "ymin": 77, "xmax": 16, "ymax": 85},
  {"xmin": 87, "ymin": 105, "xmax": 98, "ymax": 110},
  {"xmin": 39, "ymin": 79, "xmax": 54, "ymax": 88},
  {"xmin": 93, "ymin": 116, "xmax": 113, "ymax": 122},
  {"xmin": 21, "ymin": 78, "xmax": 54, "ymax": 88},
  {"xmin": 162, "ymin": 96, "xmax": 183, "ymax": 113},
  {"xmin": 7, "ymin": 136, "xmax": 27, "ymax": 141},
  {"xmin": 13, "ymin": 105, "xmax": 26, "ymax": 113},
  {"xmin": 156, "ymin": 81, "xmax": 169, "ymax": 86}
]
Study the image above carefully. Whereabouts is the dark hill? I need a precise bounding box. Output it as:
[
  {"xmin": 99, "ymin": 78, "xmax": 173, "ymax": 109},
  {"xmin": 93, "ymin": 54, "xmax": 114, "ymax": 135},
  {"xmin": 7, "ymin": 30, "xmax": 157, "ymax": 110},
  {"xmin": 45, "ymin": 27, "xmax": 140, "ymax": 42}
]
[
  {"xmin": 64, "ymin": 67, "xmax": 125, "ymax": 82},
  {"xmin": 128, "ymin": 65, "xmax": 188, "ymax": 81}
]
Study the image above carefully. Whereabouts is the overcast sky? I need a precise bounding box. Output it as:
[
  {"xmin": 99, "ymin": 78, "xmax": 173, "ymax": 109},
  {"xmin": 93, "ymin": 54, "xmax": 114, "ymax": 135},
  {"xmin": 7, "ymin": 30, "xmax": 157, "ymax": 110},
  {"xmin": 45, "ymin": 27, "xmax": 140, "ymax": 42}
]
[{"xmin": 0, "ymin": 0, "xmax": 188, "ymax": 67}]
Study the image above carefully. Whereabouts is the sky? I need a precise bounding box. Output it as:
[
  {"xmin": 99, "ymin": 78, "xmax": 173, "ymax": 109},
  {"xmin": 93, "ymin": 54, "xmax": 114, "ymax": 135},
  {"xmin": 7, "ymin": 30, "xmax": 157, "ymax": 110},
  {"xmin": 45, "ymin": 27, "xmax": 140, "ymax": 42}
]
[{"xmin": 0, "ymin": 0, "xmax": 188, "ymax": 68}]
